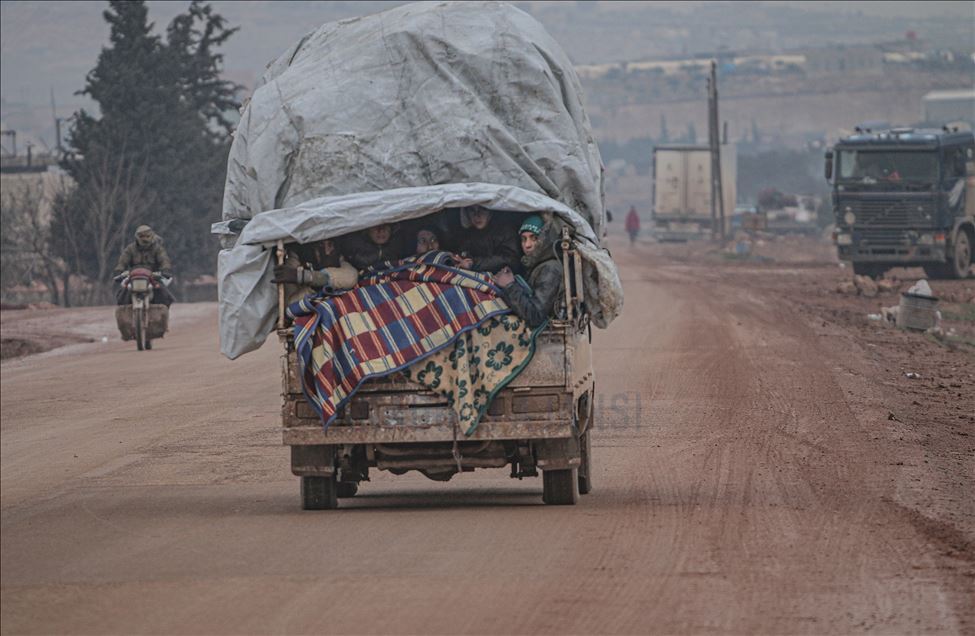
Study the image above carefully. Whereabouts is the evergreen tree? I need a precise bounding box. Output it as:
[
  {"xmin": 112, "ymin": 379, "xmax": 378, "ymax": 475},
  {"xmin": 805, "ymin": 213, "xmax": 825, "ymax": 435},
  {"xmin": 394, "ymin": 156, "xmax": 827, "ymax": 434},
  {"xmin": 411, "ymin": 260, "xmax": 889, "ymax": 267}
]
[{"xmin": 54, "ymin": 0, "xmax": 239, "ymax": 303}]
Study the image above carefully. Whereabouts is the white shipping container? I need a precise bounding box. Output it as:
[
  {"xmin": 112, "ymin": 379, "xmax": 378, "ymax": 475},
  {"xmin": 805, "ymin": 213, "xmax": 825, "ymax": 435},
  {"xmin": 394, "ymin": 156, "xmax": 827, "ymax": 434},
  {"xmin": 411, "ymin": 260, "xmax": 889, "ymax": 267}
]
[{"xmin": 652, "ymin": 145, "xmax": 736, "ymax": 232}]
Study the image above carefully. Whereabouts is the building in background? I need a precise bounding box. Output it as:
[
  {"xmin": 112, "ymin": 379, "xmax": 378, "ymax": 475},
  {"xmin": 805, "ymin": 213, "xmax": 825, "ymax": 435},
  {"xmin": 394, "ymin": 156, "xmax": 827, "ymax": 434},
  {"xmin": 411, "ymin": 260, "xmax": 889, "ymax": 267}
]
[{"xmin": 804, "ymin": 45, "xmax": 884, "ymax": 75}]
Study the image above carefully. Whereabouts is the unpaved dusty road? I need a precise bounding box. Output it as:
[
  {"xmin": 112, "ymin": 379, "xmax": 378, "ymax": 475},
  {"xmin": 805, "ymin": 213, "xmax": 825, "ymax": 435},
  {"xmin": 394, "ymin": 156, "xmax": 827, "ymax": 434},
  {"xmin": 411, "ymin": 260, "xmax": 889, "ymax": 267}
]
[{"xmin": 2, "ymin": 242, "xmax": 973, "ymax": 634}]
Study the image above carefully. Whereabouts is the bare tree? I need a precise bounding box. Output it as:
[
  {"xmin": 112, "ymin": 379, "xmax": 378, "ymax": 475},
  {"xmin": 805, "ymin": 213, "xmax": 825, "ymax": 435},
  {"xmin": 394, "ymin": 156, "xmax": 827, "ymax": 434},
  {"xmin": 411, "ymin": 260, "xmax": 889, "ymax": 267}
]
[
  {"xmin": 0, "ymin": 177, "xmax": 66, "ymax": 305},
  {"xmin": 55, "ymin": 145, "xmax": 155, "ymax": 305}
]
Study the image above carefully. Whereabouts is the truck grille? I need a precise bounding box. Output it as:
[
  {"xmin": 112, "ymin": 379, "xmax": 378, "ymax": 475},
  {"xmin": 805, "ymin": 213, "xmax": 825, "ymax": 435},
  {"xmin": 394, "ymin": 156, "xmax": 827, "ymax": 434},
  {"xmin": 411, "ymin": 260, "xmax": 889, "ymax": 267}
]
[{"xmin": 850, "ymin": 200, "xmax": 936, "ymax": 229}]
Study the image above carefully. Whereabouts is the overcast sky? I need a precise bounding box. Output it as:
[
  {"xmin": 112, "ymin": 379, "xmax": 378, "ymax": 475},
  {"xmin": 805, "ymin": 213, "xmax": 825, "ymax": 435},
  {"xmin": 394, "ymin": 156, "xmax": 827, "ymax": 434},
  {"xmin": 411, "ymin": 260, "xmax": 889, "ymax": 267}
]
[{"xmin": 2, "ymin": 0, "xmax": 972, "ymax": 149}]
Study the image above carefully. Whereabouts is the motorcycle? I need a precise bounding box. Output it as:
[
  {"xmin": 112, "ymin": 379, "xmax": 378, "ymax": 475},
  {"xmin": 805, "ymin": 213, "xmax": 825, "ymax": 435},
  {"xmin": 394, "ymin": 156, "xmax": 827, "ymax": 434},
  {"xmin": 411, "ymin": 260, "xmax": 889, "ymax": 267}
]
[{"xmin": 113, "ymin": 268, "xmax": 171, "ymax": 350}]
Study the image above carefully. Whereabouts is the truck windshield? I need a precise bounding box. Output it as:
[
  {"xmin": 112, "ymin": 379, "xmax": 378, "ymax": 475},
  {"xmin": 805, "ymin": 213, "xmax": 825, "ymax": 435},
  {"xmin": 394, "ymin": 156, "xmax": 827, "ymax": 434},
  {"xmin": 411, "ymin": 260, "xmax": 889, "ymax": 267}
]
[{"xmin": 837, "ymin": 150, "xmax": 938, "ymax": 185}]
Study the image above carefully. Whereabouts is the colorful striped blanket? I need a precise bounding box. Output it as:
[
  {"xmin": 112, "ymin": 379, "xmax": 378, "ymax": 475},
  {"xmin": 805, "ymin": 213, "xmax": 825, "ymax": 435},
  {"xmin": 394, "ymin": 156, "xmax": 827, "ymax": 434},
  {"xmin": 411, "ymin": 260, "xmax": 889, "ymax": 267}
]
[{"xmin": 287, "ymin": 252, "xmax": 538, "ymax": 431}]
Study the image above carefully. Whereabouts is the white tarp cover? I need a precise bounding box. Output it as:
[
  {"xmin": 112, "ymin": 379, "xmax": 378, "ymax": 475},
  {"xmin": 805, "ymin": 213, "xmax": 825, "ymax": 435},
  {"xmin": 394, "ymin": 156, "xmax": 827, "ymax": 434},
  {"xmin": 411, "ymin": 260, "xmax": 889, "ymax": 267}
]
[{"xmin": 217, "ymin": 1, "xmax": 622, "ymax": 359}]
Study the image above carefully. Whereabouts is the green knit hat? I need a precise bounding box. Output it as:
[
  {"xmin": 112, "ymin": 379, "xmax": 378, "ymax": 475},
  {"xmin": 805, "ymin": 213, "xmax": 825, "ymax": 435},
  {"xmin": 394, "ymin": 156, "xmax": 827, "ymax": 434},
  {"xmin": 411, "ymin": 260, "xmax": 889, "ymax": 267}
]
[{"xmin": 519, "ymin": 215, "xmax": 544, "ymax": 236}]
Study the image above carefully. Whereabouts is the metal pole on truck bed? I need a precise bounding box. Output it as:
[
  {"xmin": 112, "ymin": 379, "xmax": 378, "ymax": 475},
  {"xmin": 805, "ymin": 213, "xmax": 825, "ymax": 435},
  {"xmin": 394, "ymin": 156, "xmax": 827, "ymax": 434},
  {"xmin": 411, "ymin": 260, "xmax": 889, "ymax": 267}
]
[{"xmin": 277, "ymin": 240, "xmax": 285, "ymax": 330}]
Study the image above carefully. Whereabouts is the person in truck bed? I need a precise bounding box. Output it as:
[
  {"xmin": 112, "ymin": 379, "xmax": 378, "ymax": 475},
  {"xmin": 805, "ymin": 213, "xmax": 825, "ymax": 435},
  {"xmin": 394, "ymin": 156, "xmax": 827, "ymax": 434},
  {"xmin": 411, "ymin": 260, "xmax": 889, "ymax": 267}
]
[
  {"xmin": 493, "ymin": 215, "xmax": 563, "ymax": 328},
  {"xmin": 273, "ymin": 239, "xmax": 358, "ymax": 302},
  {"xmin": 413, "ymin": 226, "xmax": 442, "ymax": 255},
  {"xmin": 453, "ymin": 206, "xmax": 521, "ymax": 274},
  {"xmin": 340, "ymin": 223, "xmax": 404, "ymax": 270}
]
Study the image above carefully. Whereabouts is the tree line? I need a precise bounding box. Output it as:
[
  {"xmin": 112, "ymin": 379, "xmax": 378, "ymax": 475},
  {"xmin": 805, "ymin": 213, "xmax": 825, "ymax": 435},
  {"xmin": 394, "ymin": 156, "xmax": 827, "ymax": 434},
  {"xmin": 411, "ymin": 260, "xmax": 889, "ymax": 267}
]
[{"xmin": 1, "ymin": 0, "xmax": 239, "ymax": 306}]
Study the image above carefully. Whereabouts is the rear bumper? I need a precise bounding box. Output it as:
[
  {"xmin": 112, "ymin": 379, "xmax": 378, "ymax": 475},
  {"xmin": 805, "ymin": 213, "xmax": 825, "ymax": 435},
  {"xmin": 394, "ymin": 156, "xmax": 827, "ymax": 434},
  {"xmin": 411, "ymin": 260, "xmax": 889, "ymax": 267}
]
[{"xmin": 284, "ymin": 419, "xmax": 574, "ymax": 445}]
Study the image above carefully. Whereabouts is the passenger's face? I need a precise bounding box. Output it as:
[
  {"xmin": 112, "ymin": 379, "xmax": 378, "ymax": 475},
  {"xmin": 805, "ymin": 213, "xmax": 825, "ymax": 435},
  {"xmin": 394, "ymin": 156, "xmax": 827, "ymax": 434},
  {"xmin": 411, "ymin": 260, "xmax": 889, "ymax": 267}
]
[
  {"xmin": 470, "ymin": 208, "xmax": 491, "ymax": 230},
  {"xmin": 521, "ymin": 231, "xmax": 539, "ymax": 256},
  {"xmin": 368, "ymin": 224, "xmax": 391, "ymax": 245},
  {"xmin": 416, "ymin": 230, "xmax": 439, "ymax": 253},
  {"xmin": 322, "ymin": 239, "xmax": 336, "ymax": 255}
]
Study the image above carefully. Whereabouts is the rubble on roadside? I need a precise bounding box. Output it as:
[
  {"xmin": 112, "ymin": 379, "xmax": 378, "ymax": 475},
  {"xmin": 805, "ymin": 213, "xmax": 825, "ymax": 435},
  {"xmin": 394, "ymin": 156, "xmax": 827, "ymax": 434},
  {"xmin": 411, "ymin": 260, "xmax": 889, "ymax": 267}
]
[{"xmin": 836, "ymin": 273, "xmax": 903, "ymax": 297}]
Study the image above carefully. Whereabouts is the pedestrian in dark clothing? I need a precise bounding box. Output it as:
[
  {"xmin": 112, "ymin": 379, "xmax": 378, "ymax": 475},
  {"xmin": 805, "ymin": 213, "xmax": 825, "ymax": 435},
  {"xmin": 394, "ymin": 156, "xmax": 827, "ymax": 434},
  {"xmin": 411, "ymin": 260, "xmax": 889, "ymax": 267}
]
[
  {"xmin": 454, "ymin": 206, "xmax": 521, "ymax": 274},
  {"xmin": 341, "ymin": 223, "xmax": 404, "ymax": 270},
  {"xmin": 494, "ymin": 215, "xmax": 563, "ymax": 328},
  {"xmin": 625, "ymin": 206, "xmax": 640, "ymax": 246},
  {"xmin": 114, "ymin": 225, "xmax": 175, "ymax": 306}
]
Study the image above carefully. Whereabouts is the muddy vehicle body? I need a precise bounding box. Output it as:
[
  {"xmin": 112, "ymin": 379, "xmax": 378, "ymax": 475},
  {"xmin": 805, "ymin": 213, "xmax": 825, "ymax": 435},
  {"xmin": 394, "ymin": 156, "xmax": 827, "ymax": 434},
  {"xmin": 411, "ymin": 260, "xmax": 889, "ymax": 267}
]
[
  {"xmin": 215, "ymin": 3, "xmax": 623, "ymax": 509},
  {"xmin": 279, "ymin": 231, "xmax": 596, "ymax": 509}
]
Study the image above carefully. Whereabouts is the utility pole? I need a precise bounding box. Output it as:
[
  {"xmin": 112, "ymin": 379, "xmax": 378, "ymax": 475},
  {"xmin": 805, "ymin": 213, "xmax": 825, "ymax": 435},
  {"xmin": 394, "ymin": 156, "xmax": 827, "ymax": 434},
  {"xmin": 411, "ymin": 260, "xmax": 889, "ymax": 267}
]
[
  {"xmin": 51, "ymin": 87, "xmax": 64, "ymax": 153},
  {"xmin": 707, "ymin": 61, "xmax": 726, "ymax": 243}
]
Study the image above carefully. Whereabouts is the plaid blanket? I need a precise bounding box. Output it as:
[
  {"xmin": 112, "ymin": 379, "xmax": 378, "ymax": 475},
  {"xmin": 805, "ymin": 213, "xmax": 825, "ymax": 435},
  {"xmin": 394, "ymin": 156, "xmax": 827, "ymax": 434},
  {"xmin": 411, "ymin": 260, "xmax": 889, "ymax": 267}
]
[
  {"xmin": 288, "ymin": 252, "xmax": 519, "ymax": 428},
  {"xmin": 402, "ymin": 314, "xmax": 543, "ymax": 435}
]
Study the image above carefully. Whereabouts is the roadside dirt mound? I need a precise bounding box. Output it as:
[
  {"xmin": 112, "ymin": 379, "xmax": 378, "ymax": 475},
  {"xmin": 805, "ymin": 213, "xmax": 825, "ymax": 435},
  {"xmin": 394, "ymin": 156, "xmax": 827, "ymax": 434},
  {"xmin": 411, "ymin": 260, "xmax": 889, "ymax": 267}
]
[
  {"xmin": 0, "ymin": 337, "xmax": 48, "ymax": 360},
  {"xmin": 0, "ymin": 302, "xmax": 218, "ymax": 363}
]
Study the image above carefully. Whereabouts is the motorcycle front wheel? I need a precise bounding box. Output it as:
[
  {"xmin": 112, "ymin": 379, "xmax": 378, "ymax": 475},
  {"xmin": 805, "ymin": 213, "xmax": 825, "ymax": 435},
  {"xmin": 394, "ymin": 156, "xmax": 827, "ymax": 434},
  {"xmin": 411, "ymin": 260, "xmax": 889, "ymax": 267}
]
[{"xmin": 134, "ymin": 307, "xmax": 145, "ymax": 351}]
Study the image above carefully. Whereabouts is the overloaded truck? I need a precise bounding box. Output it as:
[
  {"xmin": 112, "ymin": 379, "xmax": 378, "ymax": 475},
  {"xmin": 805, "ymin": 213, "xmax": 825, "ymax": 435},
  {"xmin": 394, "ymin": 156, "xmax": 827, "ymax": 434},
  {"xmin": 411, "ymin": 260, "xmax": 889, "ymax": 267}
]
[
  {"xmin": 651, "ymin": 144, "xmax": 737, "ymax": 241},
  {"xmin": 825, "ymin": 127, "xmax": 974, "ymax": 279},
  {"xmin": 213, "ymin": 2, "xmax": 623, "ymax": 509}
]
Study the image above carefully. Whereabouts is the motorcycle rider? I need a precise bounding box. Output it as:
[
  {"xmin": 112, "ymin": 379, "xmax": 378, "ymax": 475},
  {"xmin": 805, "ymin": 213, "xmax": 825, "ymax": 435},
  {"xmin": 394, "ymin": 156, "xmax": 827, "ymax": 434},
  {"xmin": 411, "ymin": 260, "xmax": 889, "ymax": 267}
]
[{"xmin": 113, "ymin": 224, "xmax": 174, "ymax": 306}]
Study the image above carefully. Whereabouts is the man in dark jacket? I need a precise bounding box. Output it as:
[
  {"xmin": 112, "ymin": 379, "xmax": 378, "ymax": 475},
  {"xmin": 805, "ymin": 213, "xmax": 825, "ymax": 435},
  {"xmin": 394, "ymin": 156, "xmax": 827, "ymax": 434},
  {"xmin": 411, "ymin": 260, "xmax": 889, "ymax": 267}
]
[
  {"xmin": 454, "ymin": 206, "xmax": 521, "ymax": 274},
  {"xmin": 494, "ymin": 215, "xmax": 563, "ymax": 328},
  {"xmin": 114, "ymin": 225, "xmax": 174, "ymax": 306}
]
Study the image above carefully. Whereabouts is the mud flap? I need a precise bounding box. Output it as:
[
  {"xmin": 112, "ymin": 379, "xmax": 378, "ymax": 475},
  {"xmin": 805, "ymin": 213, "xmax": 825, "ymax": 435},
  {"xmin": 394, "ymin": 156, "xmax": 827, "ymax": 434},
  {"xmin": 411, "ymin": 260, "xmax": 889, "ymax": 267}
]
[
  {"xmin": 534, "ymin": 436, "xmax": 582, "ymax": 470},
  {"xmin": 291, "ymin": 444, "xmax": 336, "ymax": 477}
]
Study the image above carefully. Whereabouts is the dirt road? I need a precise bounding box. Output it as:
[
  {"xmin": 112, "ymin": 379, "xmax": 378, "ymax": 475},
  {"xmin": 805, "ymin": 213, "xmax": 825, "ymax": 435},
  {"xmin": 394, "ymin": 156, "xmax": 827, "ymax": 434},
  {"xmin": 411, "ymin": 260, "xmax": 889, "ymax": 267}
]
[{"xmin": 2, "ymin": 242, "xmax": 972, "ymax": 634}]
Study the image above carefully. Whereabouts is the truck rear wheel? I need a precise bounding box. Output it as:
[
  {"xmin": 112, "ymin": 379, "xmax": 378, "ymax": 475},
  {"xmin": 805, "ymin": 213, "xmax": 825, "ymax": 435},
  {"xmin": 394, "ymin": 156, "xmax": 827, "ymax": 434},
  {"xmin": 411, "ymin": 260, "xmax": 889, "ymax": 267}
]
[
  {"xmin": 300, "ymin": 475, "xmax": 338, "ymax": 510},
  {"xmin": 542, "ymin": 468, "xmax": 578, "ymax": 505},
  {"xmin": 578, "ymin": 429, "xmax": 593, "ymax": 495},
  {"xmin": 336, "ymin": 481, "xmax": 359, "ymax": 498}
]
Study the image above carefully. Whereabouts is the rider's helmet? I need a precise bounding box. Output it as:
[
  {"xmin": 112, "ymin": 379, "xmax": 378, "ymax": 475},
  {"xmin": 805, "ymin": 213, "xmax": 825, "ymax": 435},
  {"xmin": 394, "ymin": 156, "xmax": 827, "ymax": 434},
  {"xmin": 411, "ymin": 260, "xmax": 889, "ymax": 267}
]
[{"xmin": 135, "ymin": 225, "xmax": 154, "ymax": 248}]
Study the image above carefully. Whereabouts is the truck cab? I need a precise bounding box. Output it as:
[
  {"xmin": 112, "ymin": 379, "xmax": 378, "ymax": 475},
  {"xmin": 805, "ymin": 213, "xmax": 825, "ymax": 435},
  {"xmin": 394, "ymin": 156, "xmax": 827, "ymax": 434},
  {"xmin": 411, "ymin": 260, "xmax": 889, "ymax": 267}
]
[{"xmin": 826, "ymin": 127, "xmax": 974, "ymax": 279}]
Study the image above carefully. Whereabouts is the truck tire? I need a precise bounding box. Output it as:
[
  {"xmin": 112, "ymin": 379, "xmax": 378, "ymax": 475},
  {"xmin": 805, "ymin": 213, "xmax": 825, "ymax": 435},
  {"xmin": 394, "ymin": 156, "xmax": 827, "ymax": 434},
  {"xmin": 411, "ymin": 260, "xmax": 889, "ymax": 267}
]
[
  {"xmin": 300, "ymin": 475, "xmax": 338, "ymax": 510},
  {"xmin": 542, "ymin": 468, "xmax": 578, "ymax": 505},
  {"xmin": 924, "ymin": 231, "xmax": 973, "ymax": 280},
  {"xmin": 949, "ymin": 230, "xmax": 972, "ymax": 279},
  {"xmin": 336, "ymin": 481, "xmax": 359, "ymax": 498},
  {"xmin": 578, "ymin": 429, "xmax": 593, "ymax": 495}
]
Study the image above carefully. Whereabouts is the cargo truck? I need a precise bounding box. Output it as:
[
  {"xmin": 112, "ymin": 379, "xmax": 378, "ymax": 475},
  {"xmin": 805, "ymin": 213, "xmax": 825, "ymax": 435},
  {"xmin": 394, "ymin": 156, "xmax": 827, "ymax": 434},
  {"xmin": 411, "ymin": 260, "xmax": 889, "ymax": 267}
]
[
  {"xmin": 651, "ymin": 144, "xmax": 737, "ymax": 241},
  {"xmin": 825, "ymin": 127, "xmax": 974, "ymax": 279}
]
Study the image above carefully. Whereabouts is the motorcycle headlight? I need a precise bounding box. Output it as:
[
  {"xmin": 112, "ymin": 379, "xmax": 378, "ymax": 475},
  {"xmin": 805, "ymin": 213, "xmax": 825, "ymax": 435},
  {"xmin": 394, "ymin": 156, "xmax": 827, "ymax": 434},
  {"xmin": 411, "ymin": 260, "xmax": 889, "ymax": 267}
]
[
  {"xmin": 844, "ymin": 211, "xmax": 856, "ymax": 225},
  {"xmin": 131, "ymin": 278, "xmax": 150, "ymax": 292},
  {"xmin": 836, "ymin": 233, "xmax": 853, "ymax": 246}
]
